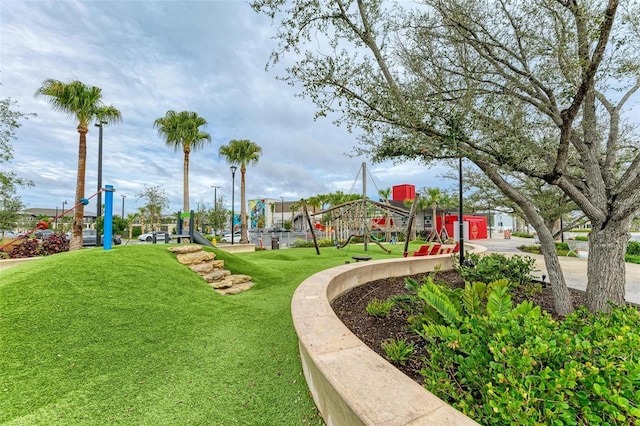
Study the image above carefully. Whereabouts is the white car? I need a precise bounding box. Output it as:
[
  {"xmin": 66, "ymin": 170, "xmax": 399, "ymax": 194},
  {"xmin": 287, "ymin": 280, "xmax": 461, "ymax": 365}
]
[
  {"xmin": 220, "ymin": 232, "xmax": 242, "ymax": 242},
  {"xmin": 138, "ymin": 231, "xmax": 170, "ymax": 242}
]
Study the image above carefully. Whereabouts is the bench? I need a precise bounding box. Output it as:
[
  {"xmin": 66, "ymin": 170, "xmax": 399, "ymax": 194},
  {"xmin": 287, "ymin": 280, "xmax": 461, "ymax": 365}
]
[{"xmin": 352, "ymin": 255, "xmax": 372, "ymax": 262}]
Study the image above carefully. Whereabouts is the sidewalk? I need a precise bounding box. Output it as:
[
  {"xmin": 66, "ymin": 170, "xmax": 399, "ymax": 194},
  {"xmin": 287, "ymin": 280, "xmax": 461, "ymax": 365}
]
[{"xmin": 473, "ymin": 236, "xmax": 640, "ymax": 305}]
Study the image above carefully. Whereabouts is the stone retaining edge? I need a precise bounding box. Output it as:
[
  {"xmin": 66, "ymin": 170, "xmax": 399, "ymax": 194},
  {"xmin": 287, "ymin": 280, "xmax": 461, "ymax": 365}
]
[{"xmin": 291, "ymin": 246, "xmax": 487, "ymax": 426}]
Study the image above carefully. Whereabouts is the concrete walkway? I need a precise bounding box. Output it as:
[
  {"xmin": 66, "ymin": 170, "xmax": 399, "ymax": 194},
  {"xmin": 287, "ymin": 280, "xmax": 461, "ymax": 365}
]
[{"xmin": 475, "ymin": 235, "xmax": 640, "ymax": 305}]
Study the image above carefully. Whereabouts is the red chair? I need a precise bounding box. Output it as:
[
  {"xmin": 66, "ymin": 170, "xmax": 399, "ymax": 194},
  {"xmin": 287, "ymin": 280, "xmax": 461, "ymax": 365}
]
[
  {"xmin": 413, "ymin": 243, "xmax": 441, "ymax": 256},
  {"xmin": 412, "ymin": 245, "xmax": 431, "ymax": 256},
  {"xmin": 441, "ymin": 243, "xmax": 460, "ymax": 254}
]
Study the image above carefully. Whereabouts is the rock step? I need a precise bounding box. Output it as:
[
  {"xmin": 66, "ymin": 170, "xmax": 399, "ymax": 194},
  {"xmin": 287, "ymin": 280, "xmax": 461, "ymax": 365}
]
[{"xmin": 168, "ymin": 245, "xmax": 253, "ymax": 295}]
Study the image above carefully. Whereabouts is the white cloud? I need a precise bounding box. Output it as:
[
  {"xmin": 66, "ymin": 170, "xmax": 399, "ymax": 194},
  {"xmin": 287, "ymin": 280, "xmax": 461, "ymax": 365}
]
[{"xmin": 2, "ymin": 0, "xmax": 452, "ymax": 217}]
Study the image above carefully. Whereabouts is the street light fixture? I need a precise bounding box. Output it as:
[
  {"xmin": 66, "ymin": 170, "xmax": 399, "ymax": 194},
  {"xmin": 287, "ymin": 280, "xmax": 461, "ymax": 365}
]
[
  {"xmin": 121, "ymin": 194, "xmax": 126, "ymax": 219},
  {"xmin": 230, "ymin": 166, "xmax": 237, "ymax": 245}
]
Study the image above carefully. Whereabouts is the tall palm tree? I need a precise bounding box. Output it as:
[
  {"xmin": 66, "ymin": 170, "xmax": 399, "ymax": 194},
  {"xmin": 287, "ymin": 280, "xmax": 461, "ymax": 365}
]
[
  {"xmin": 219, "ymin": 139, "xmax": 262, "ymax": 244},
  {"xmin": 378, "ymin": 187, "xmax": 392, "ymax": 241},
  {"xmin": 35, "ymin": 79, "xmax": 121, "ymax": 251},
  {"xmin": 154, "ymin": 110, "xmax": 211, "ymax": 220}
]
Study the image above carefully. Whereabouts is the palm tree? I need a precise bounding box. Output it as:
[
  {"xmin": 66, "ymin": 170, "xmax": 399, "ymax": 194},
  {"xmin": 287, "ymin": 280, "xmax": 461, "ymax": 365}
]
[
  {"xmin": 35, "ymin": 79, "xmax": 121, "ymax": 251},
  {"xmin": 424, "ymin": 187, "xmax": 442, "ymax": 242},
  {"xmin": 378, "ymin": 187, "xmax": 392, "ymax": 241},
  {"xmin": 154, "ymin": 110, "xmax": 211, "ymax": 219},
  {"xmin": 219, "ymin": 139, "xmax": 262, "ymax": 244}
]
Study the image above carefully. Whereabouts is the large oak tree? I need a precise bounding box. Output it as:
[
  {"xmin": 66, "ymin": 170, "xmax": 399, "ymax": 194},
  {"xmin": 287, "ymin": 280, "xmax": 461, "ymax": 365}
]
[{"xmin": 254, "ymin": 0, "xmax": 640, "ymax": 314}]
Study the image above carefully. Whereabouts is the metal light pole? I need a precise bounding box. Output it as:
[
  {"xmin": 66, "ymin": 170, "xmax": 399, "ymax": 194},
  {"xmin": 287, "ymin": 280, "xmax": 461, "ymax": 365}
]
[
  {"xmin": 458, "ymin": 156, "xmax": 465, "ymax": 265},
  {"xmin": 280, "ymin": 197, "xmax": 284, "ymax": 229},
  {"xmin": 95, "ymin": 121, "xmax": 106, "ymax": 246},
  {"xmin": 212, "ymin": 185, "xmax": 220, "ymax": 235},
  {"xmin": 62, "ymin": 200, "xmax": 67, "ymax": 231},
  {"xmin": 121, "ymin": 194, "xmax": 126, "ymax": 218},
  {"xmin": 230, "ymin": 166, "xmax": 237, "ymax": 245}
]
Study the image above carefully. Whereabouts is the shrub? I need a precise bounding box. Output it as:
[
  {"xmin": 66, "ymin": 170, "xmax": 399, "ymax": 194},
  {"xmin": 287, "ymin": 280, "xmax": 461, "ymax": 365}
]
[
  {"xmin": 627, "ymin": 241, "xmax": 640, "ymax": 256},
  {"xmin": 511, "ymin": 231, "xmax": 534, "ymax": 238},
  {"xmin": 365, "ymin": 298, "xmax": 395, "ymax": 317},
  {"xmin": 455, "ymin": 252, "xmax": 536, "ymax": 286},
  {"xmin": 40, "ymin": 233, "xmax": 70, "ymax": 255},
  {"xmin": 381, "ymin": 338, "xmax": 415, "ymax": 365},
  {"xmin": 8, "ymin": 238, "xmax": 43, "ymax": 258},
  {"xmin": 419, "ymin": 305, "xmax": 640, "ymax": 425},
  {"xmin": 573, "ymin": 235, "xmax": 589, "ymax": 241},
  {"xmin": 290, "ymin": 238, "xmax": 335, "ymax": 248}
]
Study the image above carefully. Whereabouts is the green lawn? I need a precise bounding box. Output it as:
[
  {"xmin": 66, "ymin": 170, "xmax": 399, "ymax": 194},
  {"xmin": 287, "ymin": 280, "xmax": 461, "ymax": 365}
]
[{"xmin": 0, "ymin": 242, "xmax": 413, "ymax": 425}]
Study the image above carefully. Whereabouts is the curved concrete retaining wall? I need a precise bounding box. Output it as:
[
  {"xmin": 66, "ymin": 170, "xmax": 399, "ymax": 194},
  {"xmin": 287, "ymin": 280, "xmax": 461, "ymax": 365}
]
[{"xmin": 291, "ymin": 248, "xmax": 486, "ymax": 425}]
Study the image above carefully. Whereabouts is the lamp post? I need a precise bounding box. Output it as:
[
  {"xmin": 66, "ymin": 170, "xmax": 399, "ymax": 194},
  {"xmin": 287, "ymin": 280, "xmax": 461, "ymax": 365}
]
[
  {"xmin": 230, "ymin": 166, "xmax": 237, "ymax": 245},
  {"xmin": 458, "ymin": 156, "xmax": 465, "ymax": 265},
  {"xmin": 212, "ymin": 185, "xmax": 220, "ymax": 234},
  {"xmin": 61, "ymin": 200, "xmax": 67, "ymax": 232},
  {"xmin": 121, "ymin": 194, "xmax": 126, "ymax": 218},
  {"xmin": 280, "ymin": 197, "xmax": 284, "ymax": 229},
  {"xmin": 95, "ymin": 121, "xmax": 106, "ymax": 246}
]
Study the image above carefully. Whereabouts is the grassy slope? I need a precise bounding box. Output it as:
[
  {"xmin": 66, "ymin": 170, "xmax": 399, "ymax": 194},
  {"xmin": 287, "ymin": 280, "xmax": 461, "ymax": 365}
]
[{"xmin": 0, "ymin": 242, "xmax": 410, "ymax": 425}]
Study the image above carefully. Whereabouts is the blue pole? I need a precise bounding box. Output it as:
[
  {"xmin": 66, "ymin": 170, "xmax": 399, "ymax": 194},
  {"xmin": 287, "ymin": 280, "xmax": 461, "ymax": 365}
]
[{"xmin": 104, "ymin": 185, "xmax": 114, "ymax": 250}]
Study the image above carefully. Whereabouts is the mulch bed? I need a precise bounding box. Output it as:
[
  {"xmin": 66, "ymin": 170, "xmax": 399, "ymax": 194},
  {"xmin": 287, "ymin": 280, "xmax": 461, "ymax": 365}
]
[{"xmin": 331, "ymin": 270, "xmax": 588, "ymax": 384}]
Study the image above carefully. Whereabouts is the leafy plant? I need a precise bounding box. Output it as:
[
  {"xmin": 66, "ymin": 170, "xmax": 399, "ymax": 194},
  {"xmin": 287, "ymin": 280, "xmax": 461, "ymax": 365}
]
[
  {"xmin": 40, "ymin": 232, "xmax": 70, "ymax": 255},
  {"xmin": 365, "ymin": 298, "xmax": 395, "ymax": 317},
  {"xmin": 418, "ymin": 305, "xmax": 640, "ymax": 425},
  {"xmin": 381, "ymin": 338, "xmax": 415, "ymax": 365},
  {"xmin": 8, "ymin": 238, "xmax": 42, "ymax": 258},
  {"xmin": 455, "ymin": 252, "xmax": 536, "ymax": 286}
]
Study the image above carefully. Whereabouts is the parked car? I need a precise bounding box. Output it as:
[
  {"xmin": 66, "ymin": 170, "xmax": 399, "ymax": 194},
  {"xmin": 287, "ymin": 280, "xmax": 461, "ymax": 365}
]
[
  {"xmin": 81, "ymin": 229, "xmax": 122, "ymax": 246},
  {"xmin": 0, "ymin": 230, "xmax": 18, "ymax": 239},
  {"xmin": 138, "ymin": 231, "xmax": 170, "ymax": 242},
  {"xmin": 220, "ymin": 231, "xmax": 242, "ymax": 242},
  {"xmin": 34, "ymin": 229, "xmax": 55, "ymax": 239}
]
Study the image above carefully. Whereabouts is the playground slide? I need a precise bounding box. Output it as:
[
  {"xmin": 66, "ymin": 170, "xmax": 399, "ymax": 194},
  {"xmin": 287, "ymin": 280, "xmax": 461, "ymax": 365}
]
[{"xmin": 192, "ymin": 230, "xmax": 214, "ymax": 247}]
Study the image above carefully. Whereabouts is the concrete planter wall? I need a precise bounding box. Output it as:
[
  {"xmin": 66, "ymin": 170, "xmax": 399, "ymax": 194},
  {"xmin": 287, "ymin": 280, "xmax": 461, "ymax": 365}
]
[{"xmin": 291, "ymin": 247, "xmax": 486, "ymax": 425}]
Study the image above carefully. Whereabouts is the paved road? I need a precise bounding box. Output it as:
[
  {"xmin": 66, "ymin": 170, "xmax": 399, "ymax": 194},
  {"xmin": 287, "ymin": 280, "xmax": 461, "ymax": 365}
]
[{"xmin": 471, "ymin": 235, "xmax": 640, "ymax": 305}]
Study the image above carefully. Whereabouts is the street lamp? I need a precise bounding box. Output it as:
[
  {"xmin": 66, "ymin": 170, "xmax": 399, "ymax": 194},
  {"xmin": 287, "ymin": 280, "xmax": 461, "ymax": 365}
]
[
  {"xmin": 121, "ymin": 194, "xmax": 126, "ymax": 218},
  {"xmin": 211, "ymin": 185, "xmax": 220, "ymax": 235},
  {"xmin": 230, "ymin": 166, "xmax": 237, "ymax": 245},
  {"xmin": 95, "ymin": 121, "xmax": 106, "ymax": 247},
  {"xmin": 458, "ymin": 156, "xmax": 465, "ymax": 265},
  {"xmin": 280, "ymin": 197, "xmax": 284, "ymax": 229},
  {"xmin": 61, "ymin": 200, "xmax": 67, "ymax": 231}
]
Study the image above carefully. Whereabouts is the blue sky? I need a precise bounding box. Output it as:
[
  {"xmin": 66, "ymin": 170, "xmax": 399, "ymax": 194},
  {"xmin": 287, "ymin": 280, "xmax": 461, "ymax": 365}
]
[{"xmin": 1, "ymin": 0, "xmax": 443, "ymax": 216}]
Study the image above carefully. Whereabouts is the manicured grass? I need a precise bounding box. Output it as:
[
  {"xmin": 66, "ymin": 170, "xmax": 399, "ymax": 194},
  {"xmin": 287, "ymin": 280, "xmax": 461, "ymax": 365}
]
[{"xmin": 0, "ymin": 242, "xmax": 419, "ymax": 425}]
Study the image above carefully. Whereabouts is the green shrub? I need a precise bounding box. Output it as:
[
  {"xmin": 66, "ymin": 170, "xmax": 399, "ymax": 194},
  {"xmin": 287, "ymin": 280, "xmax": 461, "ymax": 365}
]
[
  {"xmin": 419, "ymin": 305, "xmax": 640, "ymax": 425},
  {"xmin": 625, "ymin": 254, "xmax": 640, "ymax": 264},
  {"xmin": 365, "ymin": 298, "xmax": 395, "ymax": 317},
  {"xmin": 573, "ymin": 235, "xmax": 589, "ymax": 241},
  {"xmin": 455, "ymin": 252, "xmax": 536, "ymax": 286},
  {"xmin": 627, "ymin": 241, "xmax": 640, "ymax": 256},
  {"xmin": 381, "ymin": 338, "xmax": 415, "ymax": 365},
  {"xmin": 290, "ymin": 238, "xmax": 335, "ymax": 248},
  {"xmin": 511, "ymin": 231, "xmax": 534, "ymax": 238}
]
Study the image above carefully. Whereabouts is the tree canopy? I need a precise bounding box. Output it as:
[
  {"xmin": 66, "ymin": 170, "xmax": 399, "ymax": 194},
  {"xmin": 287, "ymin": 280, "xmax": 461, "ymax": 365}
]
[{"xmin": 254, "ymin": 0, "xmax": 640, "ymax": 313}]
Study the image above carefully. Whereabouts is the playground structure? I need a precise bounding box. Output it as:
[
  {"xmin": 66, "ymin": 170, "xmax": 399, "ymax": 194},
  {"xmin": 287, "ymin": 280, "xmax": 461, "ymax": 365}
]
[
  {"xmin": 0, "ymin": 185, "xmax": 118, "ymax": 252},
  {"xmin": 310, "ymin": 197, "xmax": 411, "ymax": 253}
]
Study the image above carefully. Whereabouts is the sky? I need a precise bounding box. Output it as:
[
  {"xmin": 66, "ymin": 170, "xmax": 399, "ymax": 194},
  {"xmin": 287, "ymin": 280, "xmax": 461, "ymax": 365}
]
[{"xmin": 0, "ymin": 0, "xmax": 448, "ymax": 217}]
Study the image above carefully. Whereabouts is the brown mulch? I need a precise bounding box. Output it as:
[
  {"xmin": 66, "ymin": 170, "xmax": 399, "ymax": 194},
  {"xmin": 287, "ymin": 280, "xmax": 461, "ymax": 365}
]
[{"xmin": 331, "ymin": 270, "xmax": 588, "ymax": 384}]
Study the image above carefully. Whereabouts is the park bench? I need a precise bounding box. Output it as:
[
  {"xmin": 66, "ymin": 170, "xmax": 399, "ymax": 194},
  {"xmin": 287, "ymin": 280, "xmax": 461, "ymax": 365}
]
[{"xmin": 352, "ymin": 255, "xmax": 372, "ymax": 262}]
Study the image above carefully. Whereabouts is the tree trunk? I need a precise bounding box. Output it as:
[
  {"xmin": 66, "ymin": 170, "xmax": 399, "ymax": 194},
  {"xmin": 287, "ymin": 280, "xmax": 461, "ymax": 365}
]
[
  {"xmin": 182, "ymin": 150, "xmax": 190, "ymax": 243},
  {"xmin": 586, "ymin": 222, "xmax": 629, "ymax": 312},
  {"xmin": 240, "ymin": 166, "xmax": 249, "ymax": 244},
  {"xmin": 69, "ymin": 129, "xmax": 87, "ymax": 251},
  {"xmin": 538, "ymin": 228, "xmax": 574, "ymax": 316}
]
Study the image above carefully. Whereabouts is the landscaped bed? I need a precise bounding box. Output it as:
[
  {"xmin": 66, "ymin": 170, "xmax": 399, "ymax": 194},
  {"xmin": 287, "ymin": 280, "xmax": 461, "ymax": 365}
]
[{"xmin": 333, "ymin": 253, "xmax": 640, "ymax": 425}]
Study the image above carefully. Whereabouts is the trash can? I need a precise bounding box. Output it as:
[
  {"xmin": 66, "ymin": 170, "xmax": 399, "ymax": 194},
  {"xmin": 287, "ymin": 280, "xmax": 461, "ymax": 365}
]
[
  {"xmin": 504, "ymin": 229, "xmax": 511, "ymax": 239},
  {"xmin": 271, "ymin": 237, "xmax": 280, "ymax": 250}
]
